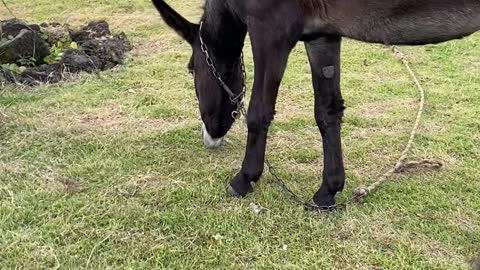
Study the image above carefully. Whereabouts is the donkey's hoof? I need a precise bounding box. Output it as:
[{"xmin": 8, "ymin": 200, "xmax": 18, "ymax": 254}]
[
  {"xmin": 227, "ymin": 184, "xmax": 243, "ymax": 197},
  {"xmin": 313, "ymin": 191, "xmax": 336, "ymax": 210},
  {"xmin": 227, "ymin": 181, "xmax": 253, "ymax": 198}
]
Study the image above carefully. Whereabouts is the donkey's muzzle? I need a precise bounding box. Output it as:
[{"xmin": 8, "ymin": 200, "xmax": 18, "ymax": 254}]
[{"xmin": 202, "ymin": 123, "xmax": 224, "ymax": 149}]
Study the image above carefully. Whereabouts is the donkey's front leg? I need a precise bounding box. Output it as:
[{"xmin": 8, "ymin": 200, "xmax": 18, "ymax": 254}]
[
  {"xmin": 229, "ymin": 20, "xmax": 297, "ymax": 197},
  {"xmin": 305, "ymin": 36, "xmax": 346, "ymax": 208}
]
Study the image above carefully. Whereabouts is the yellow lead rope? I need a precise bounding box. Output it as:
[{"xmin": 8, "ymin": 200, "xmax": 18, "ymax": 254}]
[{"xmin": 353, "ymin": 46, "xmax": 442, "ymax": 203}]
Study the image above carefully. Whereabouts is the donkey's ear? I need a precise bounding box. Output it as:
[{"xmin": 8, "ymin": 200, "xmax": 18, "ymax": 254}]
[{"xmin": 152, "ymin": 0, "xmax": 199, "ymax": 45}]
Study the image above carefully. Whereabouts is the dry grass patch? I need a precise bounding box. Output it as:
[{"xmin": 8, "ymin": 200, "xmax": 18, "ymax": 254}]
[
  {"xmin": 269, "ymin": 128, "xmax": 320, "ymax": 148},
  {"xmin": 419, "ymin": 121, "xmax": 447, "ymax": 135},
  {"xmin": 448, "ymin": 210, "xmax": 479, "ymax": 234},
  {"xmin": 46, "ymin": 176, "xmax": 83, "ymax": 194},
  {"xmin": 112, "ymin": 230, "xmax": 175, "ymax": 245},
  {"xmin": 366, "ymin": 217, "xmax": 467, "ymax": 267},
  {"xmin": 131, "ymin": 38, "xmax": 172, "ymax": 57},
  {"xmin": 351, "ymin": 121, "xmax": 445, "ymax": 139},
  {"xmin": 123, "ymin": 174, "xmax": 175, "ymax": 193},
  {"xmin": 463, "ymin": 54, "xmax": 480, "ymax": 75},
  {"xmin": 350, "ymin": 126, "xmax": 410, "ymax": 139},
  {"xmin": 102, "ymin": 11, "xmax": 160, "ymax": 34},
  {"xmin": 355, "ymin": 98, "xmax": 417, "ymax": 119},
  {"xmin": 32, "ymin": 103, "xmax": 196, "ymax": 133},
  {"xmin": 275, "ymin": 95, "xmax": 312, "ymax": 121},
  {"xmin": 0, "ymin": 108, "xmax": 12, "ymax": 125},
  {"xmin": 0, "ymin": 160, "xmax": 26, "ymax": 176}
]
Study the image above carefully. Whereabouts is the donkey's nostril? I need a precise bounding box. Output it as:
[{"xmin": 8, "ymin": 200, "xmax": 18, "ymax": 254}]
[{"xmin": 202, "ymin": 123, "xmax": 223, "ymax": 149}]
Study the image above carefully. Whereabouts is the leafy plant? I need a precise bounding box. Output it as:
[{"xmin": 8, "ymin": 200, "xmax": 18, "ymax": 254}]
[
  {"xmin": 43, "ymin": 41, "xmax": 79, "ymax": 64},
  {"xmin": 39, "ymin": 29, "xmax": 49, "ymax": 41},
  {"xmin": 43, "ymin": 44, "xmax": 64, "ymax": 64},
  {"xmin": 17, "ymin": 57, "xmax": 37, "ymax": 67},
  {"xmin": 0, "ymin": 63, "xmax": 26, "ymax": 74}
]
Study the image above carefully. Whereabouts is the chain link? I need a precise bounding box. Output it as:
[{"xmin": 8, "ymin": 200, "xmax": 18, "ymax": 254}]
[{"xmin": 265, "ymin": 160, "xmax": 339, "ymax": 213}]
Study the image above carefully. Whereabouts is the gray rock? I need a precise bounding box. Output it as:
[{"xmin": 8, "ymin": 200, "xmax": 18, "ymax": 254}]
[
  {"xmin": 61, "ymin": 49, "xmax": 100, "ymax": 73},
  {"xmin": 1, "ymin": 18, "xmax": 40, "ymax": 39},
  {"xmin": 81, "ymin": 33, "xmax": 131, "ymax": 70},
  {"xmin": 40, "ymin": 24, "xmax": 71, "ymax": 45},
  {"xmin": 0, "ymin": 29, "xmax": 51, "ymax": 64},
  {"xmin": 3, "ymin": 63, "xmax": 62, "ymax": 86},
  {"xmin": 70, "ymin": 20, "xmax": 111, "ymax": 44}
]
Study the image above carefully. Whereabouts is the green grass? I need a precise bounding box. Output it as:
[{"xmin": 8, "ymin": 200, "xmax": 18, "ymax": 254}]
[{"xmin": 1, "ymin": 0, "xmax": 479, "ymax": 269}]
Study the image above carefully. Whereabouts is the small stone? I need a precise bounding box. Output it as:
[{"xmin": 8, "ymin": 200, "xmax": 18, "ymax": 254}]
[
  {"xmin": 212, "ymin": 234, "xmax": 224, "ymax": 241},
  {"xmin": 249, "ymin": 202, "xmax": 265, "ymax": 215}
]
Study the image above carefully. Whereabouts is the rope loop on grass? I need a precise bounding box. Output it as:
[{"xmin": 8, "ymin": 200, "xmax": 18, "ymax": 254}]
[{"xmin": 352, "ymin": 46, "xmax": 443, "ymax": 203}]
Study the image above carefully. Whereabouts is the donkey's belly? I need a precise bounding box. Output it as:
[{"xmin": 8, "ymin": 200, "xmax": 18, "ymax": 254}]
[
  {"xmin": 346, "ymin": 12, "xmax": 480, "ymax": 45},
  {"xmin": 329, "ymin": 0, "xmax": 480, "ymax": 45}
]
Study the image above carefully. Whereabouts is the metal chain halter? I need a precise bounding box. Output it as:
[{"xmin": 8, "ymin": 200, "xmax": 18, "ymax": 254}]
[{"xmin": 198, "ymin": 21, "xmax": 246, "ymax": 119}]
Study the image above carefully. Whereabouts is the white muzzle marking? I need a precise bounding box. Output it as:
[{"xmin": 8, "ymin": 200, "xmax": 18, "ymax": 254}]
[{"xmin": 202, "ymin": 123, "xmax": 223, "ymax": 149}]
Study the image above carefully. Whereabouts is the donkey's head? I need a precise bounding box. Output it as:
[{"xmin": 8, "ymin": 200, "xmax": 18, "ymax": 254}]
[{"xmin": 152, "ymin": 0, "xmax": 245, "ymax": 148}]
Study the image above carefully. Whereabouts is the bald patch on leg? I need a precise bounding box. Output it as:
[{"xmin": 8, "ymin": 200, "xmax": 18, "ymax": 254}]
[{"xmin": 322, "ymin": 65, "xmax": 335, "ymax": 79}]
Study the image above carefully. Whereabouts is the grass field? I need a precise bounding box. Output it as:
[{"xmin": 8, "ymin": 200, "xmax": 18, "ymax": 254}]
[{"xmin": 1, "ymin": 0, "xmax": 479, "ymax": 269}]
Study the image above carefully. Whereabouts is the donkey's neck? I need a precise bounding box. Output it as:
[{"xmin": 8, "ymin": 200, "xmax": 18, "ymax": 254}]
[{"xmin": 202, "ymin": 0, "xmax": 246, "ymax": 61}]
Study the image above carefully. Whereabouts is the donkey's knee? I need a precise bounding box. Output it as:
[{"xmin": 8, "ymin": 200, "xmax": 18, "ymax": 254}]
[
  {"xmin": 246, "ymin": 107, "xmax": 276, "ymax": 134},
  {"xmin": 314, "ymin": 99, "xmax": 345, "ymax": 129}
]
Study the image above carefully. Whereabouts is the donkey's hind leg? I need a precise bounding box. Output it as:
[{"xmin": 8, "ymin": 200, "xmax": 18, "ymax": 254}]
[{"xmin": 305, "ymin": 36, "xmax": 345, "ymax": 208}]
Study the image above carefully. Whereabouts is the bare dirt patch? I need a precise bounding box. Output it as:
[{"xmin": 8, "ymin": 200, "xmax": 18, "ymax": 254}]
[
  {"xmin": 471, "ymin": 255, "xmax": 480, "ymax": 270},
  {"xmin": 47, "ymin": 176, "xmax": 83, "ymax": 194}
]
